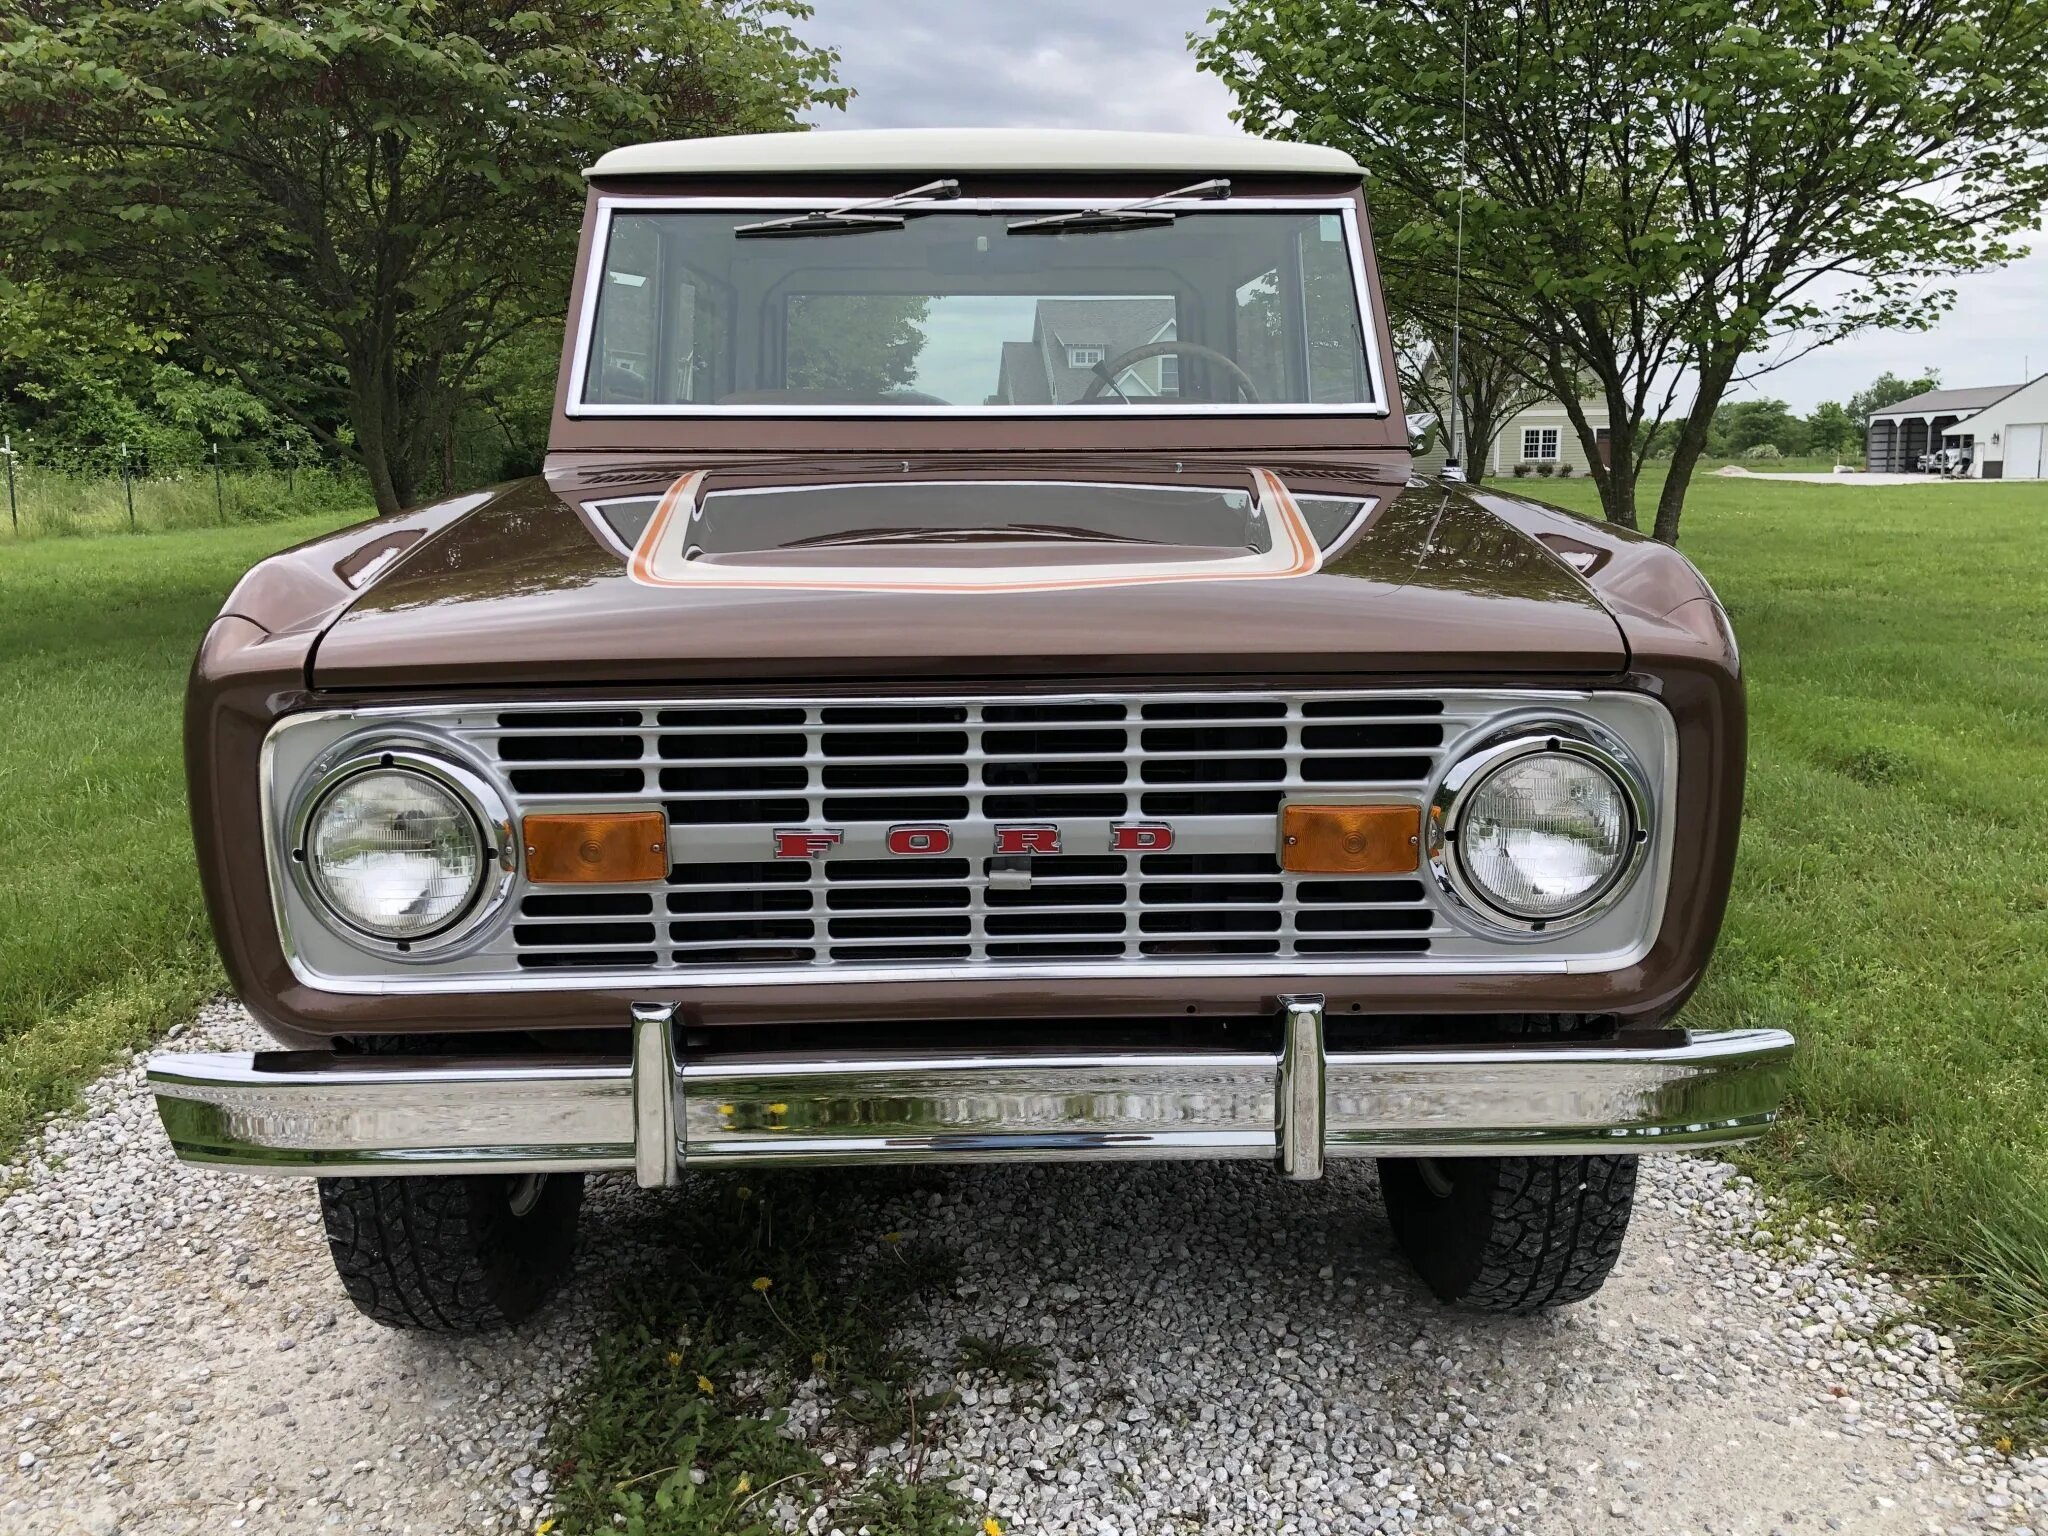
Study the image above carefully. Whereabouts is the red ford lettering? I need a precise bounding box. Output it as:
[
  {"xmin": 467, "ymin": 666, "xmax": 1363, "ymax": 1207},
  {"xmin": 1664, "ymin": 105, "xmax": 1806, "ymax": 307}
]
[
  {"xmin": 886, "ymin": 824, "xmax": 953, "ymax": 855},
  {"xmin": 993, "ymin": 825, "xmax": 1061, "ymax": 855},
  {"xmin": 772, "ymin": 828, "xmax": 844, "ymax": 860},
  {"xmin": 1109, "ymin": 821, "xmax": 1175, "ymax": 852}
]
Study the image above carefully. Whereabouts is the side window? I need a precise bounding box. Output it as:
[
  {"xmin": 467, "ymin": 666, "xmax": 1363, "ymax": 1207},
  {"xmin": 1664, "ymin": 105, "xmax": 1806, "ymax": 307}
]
[
  {"xmin": 1522, "ymin": 427, "xmax": 1561, "ymax": 460},
  {"xmin": 1233, "ymin": 268, "xmax": 1287, "ymax": 401},
  {"xmin": 589, "ymin": 220, "xmax": 657, "ymax": 404},
  {"xmin": 1067, "ymin": 344, "xmax": 1105, "ymax": 368},
  {"xmin": 1301, "ymin": 218, "xmax": 1367, "ymax": 404},
  {"xmin": 585, "ymin": 215, "xmax": 726, "ymax": 405}
]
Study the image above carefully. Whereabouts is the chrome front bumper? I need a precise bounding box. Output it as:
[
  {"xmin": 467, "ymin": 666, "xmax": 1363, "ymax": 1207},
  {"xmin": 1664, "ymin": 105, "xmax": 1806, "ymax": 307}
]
[{"xmin": 147, "ymin": 1001, "xmax": 1795, "ymax": 1181}]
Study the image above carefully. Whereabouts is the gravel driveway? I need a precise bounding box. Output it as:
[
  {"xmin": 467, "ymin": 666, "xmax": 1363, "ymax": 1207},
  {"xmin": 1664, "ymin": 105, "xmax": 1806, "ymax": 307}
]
[{"xmin": 4, "ymin": 1002, "xmax": 2045, "ymax": 1536}]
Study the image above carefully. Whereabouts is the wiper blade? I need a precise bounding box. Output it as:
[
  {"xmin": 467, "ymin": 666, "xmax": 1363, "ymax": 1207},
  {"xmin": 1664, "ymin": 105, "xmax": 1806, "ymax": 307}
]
[
  {"xmin": 1007, "ymin": 178, "xmax": 1230, "ymax": 235},
  {"xmin": 782, "ymin": 523, "xmax": 1163, "ymax": 549},
  {"xmin": 733, "ymin": 179, "xmax": 960, "ymax": 238}
]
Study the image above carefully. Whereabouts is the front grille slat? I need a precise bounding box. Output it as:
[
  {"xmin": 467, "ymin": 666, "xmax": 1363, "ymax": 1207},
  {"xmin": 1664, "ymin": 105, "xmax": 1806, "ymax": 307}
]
[{"xmin": 478, "ymin": 691, "xmax": 1467, "ymax": 974}]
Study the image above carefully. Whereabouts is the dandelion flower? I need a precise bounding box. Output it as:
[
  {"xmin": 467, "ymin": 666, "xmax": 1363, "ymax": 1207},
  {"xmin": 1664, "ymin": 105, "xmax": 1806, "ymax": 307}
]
[
  {"xmin": 538, "ymin": 1521, "xmax": 557, "ymax": 1535},
  {"xmin": 811, "ymin": 1350, "xmax": 827, "ymax": 1370},
  {"xmin": 882, "ymin": 1231, "xmax": 902, "ymax": 1244},
  {"xmin": 767, "ymin": 1102, "xmax": 789, "ymax": 1115},
  {"xmin": 697, "ymin": 1374, "xmax": 716, "ymax": 1395},
  {"xmin": 752, "ymin": 1276, "xmax": 773, "ymax": 1293},
  {"xmin": 666, "ymin": 1351, "xmax": 682, "ymax": 1370},
  {"xmin": 737, "ymin": 1185, "xmax": 752, "ymax": 1200},
  {"xmin": 983, "ymin": 1518, "xmax": 1004, "ymax": 1536},
  {"xmin": 736, "ymin": 1473, "xmax": 752, "ymax": 1494}
]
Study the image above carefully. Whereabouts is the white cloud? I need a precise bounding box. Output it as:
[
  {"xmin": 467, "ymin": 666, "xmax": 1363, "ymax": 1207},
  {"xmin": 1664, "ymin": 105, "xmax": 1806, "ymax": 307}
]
[{"xmin": 798, "ymin": 0, "xmax": 1240, "ymax": 137}]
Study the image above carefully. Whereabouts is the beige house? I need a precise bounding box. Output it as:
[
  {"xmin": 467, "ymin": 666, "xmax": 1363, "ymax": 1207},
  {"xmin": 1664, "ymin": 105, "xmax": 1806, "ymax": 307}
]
[{"xmin": 1485, "ymin": 398, "xmax": 1612, "ymax": 476}]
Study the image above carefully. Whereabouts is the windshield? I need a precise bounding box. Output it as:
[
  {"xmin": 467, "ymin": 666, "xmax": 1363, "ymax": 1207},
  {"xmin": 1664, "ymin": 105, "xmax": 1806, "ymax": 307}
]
[{"xmin": 574, "ymin": 205, "xmax": 1380, "ymax": 414}]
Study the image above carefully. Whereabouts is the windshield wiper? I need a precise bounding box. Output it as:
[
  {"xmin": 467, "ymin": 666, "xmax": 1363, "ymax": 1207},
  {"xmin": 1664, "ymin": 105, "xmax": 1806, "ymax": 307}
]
[
  {"xmin": 733, "ymin": 179, "xmax": 961, "ymax": 238},
  {"xmin": 1006, "ymin": 178, "xmax": 1230, "ymax": 235},
  {"xmin": 782, "ymin": 523, "xmax": 1164, "ymax": 549}
]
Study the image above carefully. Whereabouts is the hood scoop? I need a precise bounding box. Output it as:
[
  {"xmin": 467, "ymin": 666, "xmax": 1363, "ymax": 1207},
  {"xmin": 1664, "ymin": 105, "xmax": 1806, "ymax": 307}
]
[{"xmin": 612, "ymin": 470, "xmax": 1358, "ymax": 593}]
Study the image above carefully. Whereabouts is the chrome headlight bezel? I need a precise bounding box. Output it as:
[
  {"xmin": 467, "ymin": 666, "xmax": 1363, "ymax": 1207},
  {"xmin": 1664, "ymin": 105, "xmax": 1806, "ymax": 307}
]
[
  {"xmin": 1427, "ymin": 719, "xmax": 1652, "ymax": 937},
  {"xmin": 285, "ymin": 742, "xmax": 518, "ymax": 956}
]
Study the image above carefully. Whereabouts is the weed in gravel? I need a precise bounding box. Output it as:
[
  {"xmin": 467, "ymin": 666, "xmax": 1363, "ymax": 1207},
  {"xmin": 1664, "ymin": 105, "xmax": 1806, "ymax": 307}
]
[
  {"xmin": 836, "ymin": 1470, "xmax": 978, "ymax": 1535},
  {"xmin": 954, "ymin": 1334, "xmax": 1052, "ymax": 1386},
  {"xmin": 546, "ymin": 1172, "xmax": 969, "ymax": 1536}
]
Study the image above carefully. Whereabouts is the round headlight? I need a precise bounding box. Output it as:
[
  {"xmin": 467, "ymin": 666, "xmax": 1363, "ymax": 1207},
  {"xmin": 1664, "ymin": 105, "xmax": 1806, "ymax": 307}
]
[
  {"xmin": 303, "ymin": 767, "xmax": 486, "ymax": 940},
  {"xmin": 1446, "ymin": 745, "xmax": 1641, "ymax": 925}
]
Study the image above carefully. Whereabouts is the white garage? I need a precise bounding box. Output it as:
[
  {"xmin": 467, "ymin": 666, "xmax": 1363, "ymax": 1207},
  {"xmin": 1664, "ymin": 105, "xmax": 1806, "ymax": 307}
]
[
  {"xmin": 2005, "ymin": 421, "xmax": 2046, "ymax": 480},
  {"xmin": 1946, "ymin": 372, "xmax": 2048, "ymax": 480}
]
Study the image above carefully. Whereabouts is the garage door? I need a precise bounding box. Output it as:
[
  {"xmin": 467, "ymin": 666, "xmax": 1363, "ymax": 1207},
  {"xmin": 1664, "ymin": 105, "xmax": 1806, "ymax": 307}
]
[{"xmin": 2006, "ymin": 423, "xmax": 2046, "ymax": 479}]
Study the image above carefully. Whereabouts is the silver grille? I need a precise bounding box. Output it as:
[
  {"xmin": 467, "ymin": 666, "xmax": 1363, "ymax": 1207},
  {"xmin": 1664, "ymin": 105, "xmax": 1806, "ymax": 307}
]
[{"xmin": 465, "ymin": 693, "xmax": 1463, "ymax": 973}]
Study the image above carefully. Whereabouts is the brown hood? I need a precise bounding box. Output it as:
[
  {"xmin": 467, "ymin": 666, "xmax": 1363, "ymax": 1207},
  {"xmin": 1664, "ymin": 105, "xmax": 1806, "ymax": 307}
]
[{"xmin": 307, "ymin": 464, "xmax": 1628, "ymax": 690}]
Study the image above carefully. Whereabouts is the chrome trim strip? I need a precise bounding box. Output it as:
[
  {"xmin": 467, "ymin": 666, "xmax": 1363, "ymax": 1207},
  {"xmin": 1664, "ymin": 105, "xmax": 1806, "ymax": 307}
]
[
  {"xmin": 1276, "ymin": 995, "xmax": 1326, "ymax": 1179},
  {"xmin": 564, "ymin": 195, "xmax": 1392, "ymax": 419},
  {"xmin": 148, "ymin": 1027, "xmax": 1794, "ymax": 1177},
  {"xmin": 146, "ymin": 1053, "xmax": 634, "ymax": 1175},
  {"xmin": 631, "ymin": 1002, "xmax": 680, "ymax": 1188}
]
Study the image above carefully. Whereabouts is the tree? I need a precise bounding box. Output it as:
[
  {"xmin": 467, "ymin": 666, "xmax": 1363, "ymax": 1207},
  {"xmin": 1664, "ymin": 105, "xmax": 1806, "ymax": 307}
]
[
  {"xmin": 1198, "ymin": 0, "xmax": 2048, "ymax": 542},
  {"xmin": 1380, "ymin": 208, "xmax": 1547, "ymax": 485},
  {"xmin": 1715, "ymin": 398, "xmax": 1806, "ymax": 458},
  {"xmin": 0, "ymin": 1, "xmax": 846, "ymax": 515},
  {"xmin": 1805, "ymin": 401, "xmax": 1858, "ymax": 459},
  {"xmin": 1395, "ymin": 322, "xmax": 1547, "ymax": 486},
  {"xmin": 1846, "ymin": 371, "xmax": 1942, "ymax": 433},
  {"xmin": 786, "ymin": 295, "xmax": 933, "ymax": 397}
]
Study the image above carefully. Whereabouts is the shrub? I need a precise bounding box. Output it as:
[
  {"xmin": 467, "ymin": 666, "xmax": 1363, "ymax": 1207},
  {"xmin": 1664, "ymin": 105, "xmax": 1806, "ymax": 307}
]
[
  {"xmin": 1556, "ymin": 462, "xmax": 1576, "ymax": 477},
  {"xmin": 1535, "ymin": 460, "xmax": 1556, "ymax": 477},
  {"xmin": 1511, "ymin": 461, "xmax": 1533, "ymax": 477},
  {"xmin": 1743, "ymin": 442, "xmax": 1784, "ymax": 460}
]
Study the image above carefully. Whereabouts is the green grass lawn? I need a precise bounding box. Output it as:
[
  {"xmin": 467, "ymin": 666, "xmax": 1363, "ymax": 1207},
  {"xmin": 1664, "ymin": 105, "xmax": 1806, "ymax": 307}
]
[
  {"xmin": 1526, "ymin": 470, "xmax": 2048, "ymax": 1432},
  {"xmin": 0, "ymin": 510, "xmax": 367, "ymax": 1158}
]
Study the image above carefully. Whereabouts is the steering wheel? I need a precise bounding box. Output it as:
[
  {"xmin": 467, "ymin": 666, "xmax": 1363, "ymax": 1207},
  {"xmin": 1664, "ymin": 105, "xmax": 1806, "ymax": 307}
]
[{"xmin": 1078, "ymin": 341, "xmax": 1263, "ymax": 404}]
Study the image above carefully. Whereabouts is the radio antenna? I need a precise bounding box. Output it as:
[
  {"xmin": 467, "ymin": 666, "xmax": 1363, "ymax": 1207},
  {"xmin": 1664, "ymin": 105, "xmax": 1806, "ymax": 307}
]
[{"xmin": 1442, "ymin": 3, "xmax": 1471, "ymax": 483}]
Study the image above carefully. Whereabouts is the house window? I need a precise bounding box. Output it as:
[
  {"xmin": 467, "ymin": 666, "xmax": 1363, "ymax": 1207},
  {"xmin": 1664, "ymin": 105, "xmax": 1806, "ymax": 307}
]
[
  {"xmin": 1522, "ymin": 427, "xmax": 1561, "ymax": 460},
  {"xmin": 1067, "ymin": 345, "xmax": 1106, "ymax": 368},
  {"xmin": 1159, "ymin": 354, "xmax": 1179, "ymax": 395}
]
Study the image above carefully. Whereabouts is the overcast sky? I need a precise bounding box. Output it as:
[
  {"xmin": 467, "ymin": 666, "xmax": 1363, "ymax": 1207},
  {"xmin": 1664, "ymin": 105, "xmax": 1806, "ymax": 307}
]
[{"xmin": 795, "ymin": 0, "xmax": 2047, "ymax": 412}]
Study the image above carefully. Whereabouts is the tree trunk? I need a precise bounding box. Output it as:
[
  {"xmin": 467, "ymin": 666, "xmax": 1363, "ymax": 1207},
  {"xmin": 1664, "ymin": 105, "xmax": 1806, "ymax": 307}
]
[
  {"xmin": 1653, "ymin": 352, "xmax": 1743, "ymax": 544},
  {"xmin": 347, "ymin": 354, "xmax": 407, "ymax": 517},
  {"xmin": 1548, "ymin": 355, "xmax": 1639, "ymax": 531}
]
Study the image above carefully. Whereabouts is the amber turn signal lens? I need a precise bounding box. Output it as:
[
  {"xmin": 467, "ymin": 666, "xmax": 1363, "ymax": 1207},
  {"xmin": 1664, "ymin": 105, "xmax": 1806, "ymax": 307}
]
[
  {"xmin": 523, "ymin": 811, "xmax": 668, "ymax": 884},
  {"xmin": 1280, "ymin": 804, "xmax": 1420, "ymax": 875}
]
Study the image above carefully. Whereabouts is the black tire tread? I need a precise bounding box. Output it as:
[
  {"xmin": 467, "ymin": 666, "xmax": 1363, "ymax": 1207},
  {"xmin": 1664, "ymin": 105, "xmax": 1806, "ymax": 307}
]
[
  {"xmin": 1380, "ymin": 1154, "xmax": 1636, "ymax": 1313},
  {"xmin": 317, "ymin": 1174, "xmax": 581, "ymax": 1333},
  {"xmin": 1464, "ymin": 1155, "xmax": 1635, "ymax": 1311}
]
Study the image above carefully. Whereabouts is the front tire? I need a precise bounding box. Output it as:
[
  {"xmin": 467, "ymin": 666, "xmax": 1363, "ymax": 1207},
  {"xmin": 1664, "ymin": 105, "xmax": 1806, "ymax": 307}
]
[
  {"xmin": 1379, "ymin": 1154, "xmax": 1636, "ymax": 1312},
  {"xmin": 317, "ymin": 1172, "xmax": 584, "ymax": 1332}
]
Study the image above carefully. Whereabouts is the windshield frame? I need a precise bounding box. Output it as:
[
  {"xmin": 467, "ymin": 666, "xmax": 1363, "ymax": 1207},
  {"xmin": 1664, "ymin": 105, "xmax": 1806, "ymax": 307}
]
[{"xmin": 563, "ymin": 194, "xmax": 1392, "ymax": 421}]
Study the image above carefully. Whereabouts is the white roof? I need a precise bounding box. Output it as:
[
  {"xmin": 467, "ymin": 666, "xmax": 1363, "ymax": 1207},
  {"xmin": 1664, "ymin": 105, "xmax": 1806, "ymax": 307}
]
[{"xmin": 587, "ymin": 127, "xmax": 1362, "ymax": 180}]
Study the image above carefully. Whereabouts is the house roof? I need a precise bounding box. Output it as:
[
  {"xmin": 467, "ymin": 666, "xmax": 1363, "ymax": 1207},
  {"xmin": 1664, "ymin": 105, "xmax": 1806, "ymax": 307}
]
[
  {"xmin": 995, "ymin": 298, "xmax": 1177, "ymax": 405},
  {"xmin": 996, "ymin": 341, "xmax": 1052, "ymax": 406},
  {"xmin": 588, "ymin": 128, "xmax": 1364, "ymax": 180},
  {"xmin": 1869, "ymin": 384, "xmax": 2026, "ymax": 418}
]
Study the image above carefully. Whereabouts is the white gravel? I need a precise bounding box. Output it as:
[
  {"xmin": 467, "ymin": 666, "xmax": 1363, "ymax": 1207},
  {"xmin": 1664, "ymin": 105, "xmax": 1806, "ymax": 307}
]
[{"xmin": 3, "ymin": 999, "xmax": 2045, "ymax": 1536}]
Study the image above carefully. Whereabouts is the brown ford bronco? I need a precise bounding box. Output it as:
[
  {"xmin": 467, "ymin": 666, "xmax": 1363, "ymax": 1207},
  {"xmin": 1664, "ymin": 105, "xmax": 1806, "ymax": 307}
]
[{"xmin": 149, "ymin": 128, "xmax": 1792, "ymax": 1332}]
